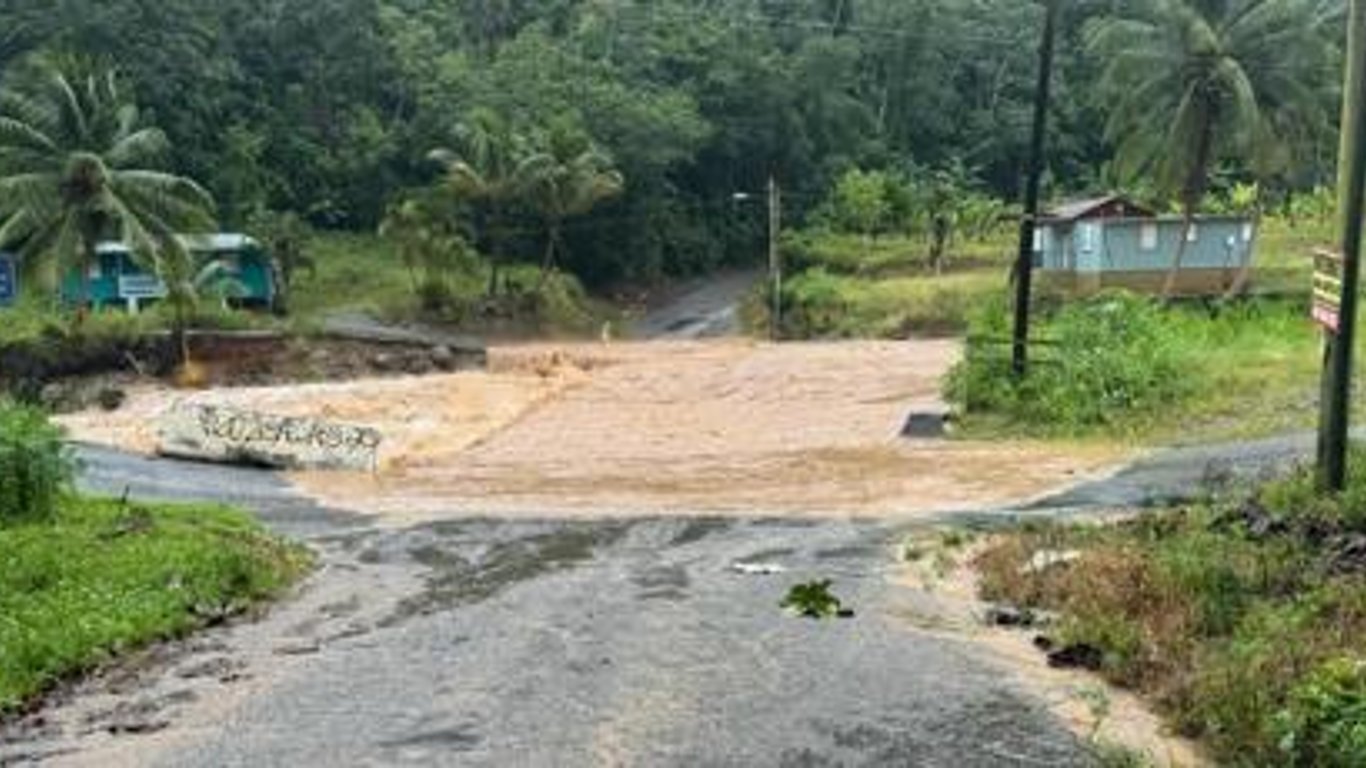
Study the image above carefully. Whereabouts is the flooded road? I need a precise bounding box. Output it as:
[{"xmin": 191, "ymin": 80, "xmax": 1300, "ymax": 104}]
[
  {"xmin": 2, "ymin": 447, "xmax": 1099, "ymax": 767},
  {"xmin": 4, "ymin": 433, "xmax": 1310, "ymax": 766}
]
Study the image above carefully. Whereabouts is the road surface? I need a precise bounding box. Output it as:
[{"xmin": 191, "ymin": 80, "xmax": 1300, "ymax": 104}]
[
  {"xmin": 630, "ymin": 270, "xmax": 760, "ymax": 340},
  {"xmin": 2, "ymin": 435, "xmax": 1312, "ymax": 767},
  {"xmin": 1, "ymin": 446, "xmax": 1088, "ymax": 767}
]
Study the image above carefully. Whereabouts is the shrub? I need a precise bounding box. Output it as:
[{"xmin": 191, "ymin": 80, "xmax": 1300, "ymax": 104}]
[
  {"xmin": 0, "ymin": 403, "xmax": 73, "ymax": 524},
  {"xmin": 1257, "ymin": 445, "xmax": 1366, "ymax": 532},
  {"xmin": 1276, "ymin": 658, "xmax": 1366, "ymax": 767},
  {"xmin": 978, "ymin": 479, "xmax": 1366, "ymax": 765},
  {"xmin": 947, "ymin": 292, "xmax": 1189, "ymax": 434},
  {"xmin": 780, "ymin": 268, "xmax": 850, "ymax": 338}
]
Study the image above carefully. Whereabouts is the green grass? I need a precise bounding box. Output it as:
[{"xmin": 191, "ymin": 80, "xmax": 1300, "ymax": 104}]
[
  {"xmin": 0, "ymin": 496, "xmax": 310, "ymax": 711},
  {"xmin": 768, "ymin": 231, "xmax": 1017, "ymax": 339},
  {"xmin": 1251, "ymin": 216, "xmax": 1332, "ymax": 296},
  {"xmin": 950, "ymin": 294, "xmax": 1325, "ymax": 442},
  {"xmin": 770, "ymin": 221, "xmax": 1346, "ymax": 445},
  {"xmin": 288, "ymin": 232, "xmax": 611, "ymax": 336},
  {"xmin": 977, "ymin": 452, "xmax": 1366, "ymax": 765},
  {"xmin": 783, "ymin": 230, "xmax": 1014, "ymax": 278},
  {"xmin": 780, "ymin": 266, "xmax": 1011, "ymax": 338},
  {"xmin": 286, "ymin": 233, "xmax": 422, "ymax": 324}
]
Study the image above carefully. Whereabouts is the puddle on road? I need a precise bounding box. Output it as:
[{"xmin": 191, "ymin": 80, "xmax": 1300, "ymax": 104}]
[
  {"xmin": 375, "ymin": 521, "xmax": 635, "ymax": 628},
  {"xmin": 669, "ymin": 517, "xmax": 733, "ymax": 546},
  {"xmin": 378, "ymin": 722, "xmax": 482, "ymax": 752}
]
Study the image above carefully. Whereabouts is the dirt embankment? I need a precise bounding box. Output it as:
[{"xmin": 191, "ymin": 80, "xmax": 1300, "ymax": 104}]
[{"xmin": 894, "ymin": 536, "xmax": 1206, "ymax": 767}]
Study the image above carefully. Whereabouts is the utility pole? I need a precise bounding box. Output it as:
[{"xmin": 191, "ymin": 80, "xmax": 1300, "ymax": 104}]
[
  {"xmin": 1010, "ymin": 0, "xmax": 1059, "ymax": 378},
  {"xmin": 769, "ymin": 175, "xmax": 783, "ymax": 342},
  {"xmin": 1318, "ymin": 0, "xmax": 1366, "ymax": 491}
]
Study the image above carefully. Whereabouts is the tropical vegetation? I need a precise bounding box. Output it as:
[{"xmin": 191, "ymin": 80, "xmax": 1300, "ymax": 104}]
[
  {"xmin": 978, "ymin": 452, "xmax": 1366, "ymax": 766},
  {"xmin": 1086, "ymin": 0, "xmax": 1337, "ymax": 296},
  {"xmin": 0, "ymin": 0, "xmax": 1345, "ymax": 298},
  {"xmin": 0, "ymin": 402, "xmax": 310, "ymax": 711}
]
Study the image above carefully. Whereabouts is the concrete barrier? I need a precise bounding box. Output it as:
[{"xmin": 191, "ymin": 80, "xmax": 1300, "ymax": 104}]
[{"xmin": 157, "ymin": 403, "xmax": 382, "ymax": 471}]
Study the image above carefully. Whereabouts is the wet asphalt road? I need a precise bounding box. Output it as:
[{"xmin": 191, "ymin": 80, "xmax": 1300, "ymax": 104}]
[
  {"xmin": 1, "ymin": 437, "xmax": 1315, "ymax": 766},
  {"xmin": 630, "ymin": 270, "xmax": 759, "ymax": 340}
]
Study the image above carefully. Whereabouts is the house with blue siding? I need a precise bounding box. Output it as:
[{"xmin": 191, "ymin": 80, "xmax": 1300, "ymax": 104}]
[{"xmin": 1033, "ymin": 195, "xmax": 1256, "ymax": 296}]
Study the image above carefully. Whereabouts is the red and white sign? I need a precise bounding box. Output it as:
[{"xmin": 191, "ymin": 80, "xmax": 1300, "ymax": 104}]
[{"xmin": 1313, "ymin": 302, "xmax": 1341, "ymax": 333}]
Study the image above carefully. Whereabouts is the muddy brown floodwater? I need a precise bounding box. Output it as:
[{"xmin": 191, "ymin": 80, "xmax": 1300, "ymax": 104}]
[{"xmin": 60, "ymin": 339, "xmax": 1126, "ymax": 525}]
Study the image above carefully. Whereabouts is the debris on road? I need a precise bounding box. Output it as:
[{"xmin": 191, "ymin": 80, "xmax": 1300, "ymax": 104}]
[
  {"xmin": 983, "ymin": 604, "xmax": 1054, "ymax": 629},
  {"xmin": 782, "ymin": 580, "xmax": 855, "ymax": 619},
  {"xmin": 1019, "ymin": 549, "xmax": 1082, "ymax": 576},
  {"xmin": 730, "ymin": 561, "xmax": 787, "ymax": 576},
  {"xmin": 1045, "ymin": 642, "xmax": 1105, "ymax": 671}
]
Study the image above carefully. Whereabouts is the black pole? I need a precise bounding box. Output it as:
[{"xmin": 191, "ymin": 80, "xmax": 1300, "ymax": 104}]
[
  {"xmin": 1319, "ymin": 0, "xmax": 1366, "ymax": 491},
  {"xmin": 1011, "ymin": 0, "xmax": 1059, "ymax": 378}
]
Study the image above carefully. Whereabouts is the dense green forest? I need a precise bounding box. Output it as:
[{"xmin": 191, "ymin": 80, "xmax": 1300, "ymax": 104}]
[{"xmin": 0, "ymin": 0, "xmax": 1349, "ymax": 289}]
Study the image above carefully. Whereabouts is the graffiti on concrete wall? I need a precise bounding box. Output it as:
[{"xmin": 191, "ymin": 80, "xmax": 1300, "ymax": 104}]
[{"xmin": 158, "ymin": 403, "xmax": 383, "ymax": 472}]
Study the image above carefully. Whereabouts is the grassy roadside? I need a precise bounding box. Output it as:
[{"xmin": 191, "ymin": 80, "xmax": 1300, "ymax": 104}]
[
  {"xmin": 768, "ymin": 231, "xmax": 1015, "ymax": 339},
  {"xmin": 947, "ymin": 294, "xmax": 1324, "ymax": 444},
  {"xmin": 0, "ymin": 404, "xmax": 310, "ymax": 713},
  {"xmin": 975, "ymin": 456, "xmax": 1366, "ymax": 766},
  {"xmin": 0, "ymin": 498, "xmax": 311, "ymax": 712},
  {"xmin": 768, "ymin": 219, "xmax": 1338, "ymax": 446},
  {"xmin": 288, "ymin": 233, "xmax": 615, "ymax": 337}
]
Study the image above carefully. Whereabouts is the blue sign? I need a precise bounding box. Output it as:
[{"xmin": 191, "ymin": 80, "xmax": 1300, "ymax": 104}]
[{"xmin": 0, "ymin": 254, "xmax": 15, "ymax": 307}]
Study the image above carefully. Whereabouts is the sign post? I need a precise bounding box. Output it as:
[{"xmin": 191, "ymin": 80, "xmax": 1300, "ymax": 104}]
[
  {"xmin": 1313, "ymin": 248, "xmax": 1345, "ymax": 333},
  {"xmin": 1318, "ymin": 0, "xmax": 1366, "ymax": 491}
]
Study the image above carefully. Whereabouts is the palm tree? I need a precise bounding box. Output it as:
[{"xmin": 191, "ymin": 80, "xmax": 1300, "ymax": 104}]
[
  {"xmin": 1086, "ymin": 0, "xmax": 1336, "ymax": 298},
  {"xmin": 0, "ymin": 62, "xmax": 215, "ymax": 315},
  {"xmin": 428, "ymin": 108, "xmax": 525, "ymax": 297},
  {"xmin": 516, "ymin": 122, "xmax": 623, "ymax": 284}
]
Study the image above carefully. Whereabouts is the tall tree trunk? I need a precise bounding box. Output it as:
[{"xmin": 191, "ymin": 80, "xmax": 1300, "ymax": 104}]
[
  {"xmin": 930, "ymin": 215, "xmax": 949, "ymax": 276},
  {"xmin": 1223, "ymin": 195, "xmax": 1262, "ymax": 300},
  {"xmin": 76, "ymin": 235, "xmax": 97, "ymax": 324},
  {"xmin": 173, "ymin": 306, "xmax": 189, "ymax": 368},
  {"xmin": 487, "ymin": 259, "xmax": 501, "ymax": 299},
  {"xmin": 536, "ymin": 221, "xmax": 561, "ymax": 291},
  {"xmin": 1161, "ymin": 209, "xmax": 1195, "ymax": 300},
  {"xmin": 1161, "ymin": 122, "xmax": 1214, "ymax": 301},
  {"xmin": 486, "ymin": 203, "xmax": 503, "ymax": 298}
]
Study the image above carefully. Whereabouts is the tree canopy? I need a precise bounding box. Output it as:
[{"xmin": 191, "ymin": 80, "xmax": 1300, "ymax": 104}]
[{"xmin": 0, "ymin": 0, "xmax": 1346, "ymax": 287}]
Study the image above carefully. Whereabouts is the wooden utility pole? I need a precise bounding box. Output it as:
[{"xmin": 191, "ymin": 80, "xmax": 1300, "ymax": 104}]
[
  {"xmin": 769, "ymin": 175, "xmax": 783, "ymax": 342},
  {"xmin": 1319, "ymin": 0, "xmax": 1366, "ymax": 491},
  {"xmin": 1011, "ymin": 0, "xmax": 1059, "ymax": 378}
]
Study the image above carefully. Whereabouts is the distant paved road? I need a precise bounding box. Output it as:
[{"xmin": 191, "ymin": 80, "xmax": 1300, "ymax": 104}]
[{"xmin": 631, "ymin": 270, "xmax": 761, "ymax": 340}]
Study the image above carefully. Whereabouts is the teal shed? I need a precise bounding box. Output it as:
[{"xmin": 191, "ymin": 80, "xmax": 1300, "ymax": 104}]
[
  {"xmin": 1033, "ymin": 196, "xmax": 1256, "ymax": 296},
  {"xmin": 60, "ymin": 234, "xmax": 277, "ymax": 312}
]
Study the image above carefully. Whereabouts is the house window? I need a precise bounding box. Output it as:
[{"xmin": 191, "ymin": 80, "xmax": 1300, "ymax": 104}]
[
  {"xmin": 1186, "ymin": 223, "xmax": 1199, "ymax": 242},
  {"xmin": 1032, "ymin": 228, "xmax": 1043, "ymax": 252},
  {"xmin": 1139, "ymin": 223, "xmax": 1158, "ymax": 251},
  {"xmin": 1242, "ymin": 222, "xmax": 1254, "ymax": 242},
  {"xmin": 1079, "ymin": 222, "xmax": 1100, "ymax": 252}
]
